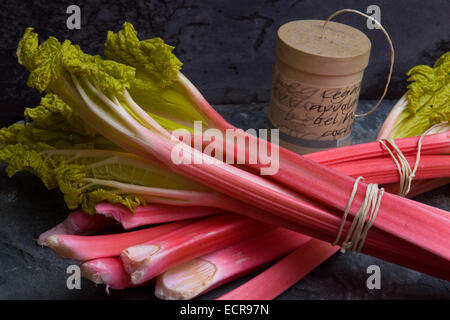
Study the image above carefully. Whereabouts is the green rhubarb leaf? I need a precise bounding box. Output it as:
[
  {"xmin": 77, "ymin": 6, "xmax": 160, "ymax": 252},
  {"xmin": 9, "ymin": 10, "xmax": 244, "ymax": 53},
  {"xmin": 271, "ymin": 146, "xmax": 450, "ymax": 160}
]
[
  {"xmin": 11, "ymin": 30, "xmax": 215, "ymax": 213},
  {"xmin": 50, "ymin": 158, "xmax": 144, "ymax": 214},
  {"xmin": 36, "ymin": 149, "xmax": 207, "ymax": 214},
  {"xmin": 16, "ymin": 27, "xmax": 149, "ymax": 153},
  {"xmin": 63, "ymin": 44, "xmax": 135, "ymax": 97},
  {"xmin": 0, "ymin": 145, "xmax": 145, "ymax": 214},
  {"xmin": 0, "ymin": 95, "xmax": 97, "ymax": 152},
  {"xmin": 0, "ymin": 97, "xmax": 207, "ymax": 214},
  {"xmin": 1, "ymin": 140, "xmax": 208, "ymax": 214},
  {"xmin": 17, "ymin": 26, "xmax": 189, "ymax": 140},
  {"xmin": 0, "ymin": 144, "xmax": 57, "ymax": 189},
  {"xmin": 17, "ymin": 27, "xmax": 136, "ymax": 97},
  {"xmin": 0, "ymin": 123, "xmax": 30, "ymax": 146},
  {"xmin": 104, "ymin": 22, "xmax": 209, "ymax": 129},
  {"xmin": 104, "ymin": 22, "xmax": 182, "ymax": 87},
  {"xmin": 0, "ymin": 95, "xmax": 144, "ymax": 213},
  {"xmin": 16, "ymin": 27, "xmax": 39, "ymax": 71},
  {"xmin": 392, "ymin": 51, "xmax": 450, "ymax": 138},
  {"xmin": 24, "ymin": 93, "xmax": 97, "ymax": 137},
  {"xmin": 0, "ymin": 122, "xmax": 91, "ymax": 154}
]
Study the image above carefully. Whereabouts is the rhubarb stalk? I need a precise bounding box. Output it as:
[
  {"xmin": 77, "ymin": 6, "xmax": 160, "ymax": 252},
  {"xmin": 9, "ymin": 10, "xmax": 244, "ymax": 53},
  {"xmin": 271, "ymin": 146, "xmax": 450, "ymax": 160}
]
[
  {"xmin": 120, "ymin": 213, "xmax": 272, "ymax": 284},
  {"xmin": 218, "ymin": 239, "xmax": 338, "ymax": 300},
  {"xmin": 45, "ymin": 219, "xmax": 193, "ymax": 260},
  {"xmin": 95, "ymin": 202, "xmax": 222, "ymax": 230},
  {"xmin": 37, "ymin": 210, "xmax": 113, "ymax": 246},
  {"xmin": 81, "ymin": 257, "xmax": 136, "ymax": 291},
  {"xmin": 154, "ymin": 227, "xmax": 310, "ymax": 300}
]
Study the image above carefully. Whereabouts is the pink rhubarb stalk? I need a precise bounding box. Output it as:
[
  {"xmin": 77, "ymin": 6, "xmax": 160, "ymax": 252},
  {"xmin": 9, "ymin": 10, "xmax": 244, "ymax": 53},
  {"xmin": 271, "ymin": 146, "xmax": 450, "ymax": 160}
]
[
  {"xmin": 180, "ymin": 76, "xmax": 450, "ymax": 244},
  {"xmin": 37, "ymin": 210, "xmax": 113, "ymax": 246},
  {"xmin": 81, "ymin": 257, "xmax": 136, "ymax": 291},
  {"xmin": 306, "ymin": 131, "xmax": 450, "ymax": 166},
  {"xmin": 80, "ymin": 175, "xmax": 446, "ymax": 295},
  {"xmin": 330, "ymin": 154, "xmax": 450, "ymax": 184},
  {"xmin": 120, "ymin": 213, "xmax": 272, "ymax": 285},
  {"xmin": 154, "ymin": 227, "xmax": 310, "ymax": 300},
  {"xmin": 95, "ymin": 202, "xmax": 222, "ymax": 230},
  {"xmin": 217, "ymin": 239, "xmax": 338, "ymax": 300},
  {"xmin": 45, "ymin": 219, "xmax": 193, "ymax": 260}
]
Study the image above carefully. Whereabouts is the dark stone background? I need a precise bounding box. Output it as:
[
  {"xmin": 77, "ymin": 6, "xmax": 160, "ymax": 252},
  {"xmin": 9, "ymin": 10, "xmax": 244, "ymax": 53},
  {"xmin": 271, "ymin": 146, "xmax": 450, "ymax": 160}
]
[
  {"xmin": 0, "ymin": 0, "xmax": 449, "ymax": 126},
  {"xmin": 0, "ymin": 1, "xmax": 449, "ymax": 300}
]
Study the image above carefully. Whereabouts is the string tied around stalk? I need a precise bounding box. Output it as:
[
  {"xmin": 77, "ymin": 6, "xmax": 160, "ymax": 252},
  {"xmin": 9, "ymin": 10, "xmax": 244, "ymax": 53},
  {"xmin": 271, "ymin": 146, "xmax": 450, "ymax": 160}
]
[
  {"xmin": 333, "ymin": 177, "xmax": 384, "ymax": 253},
  {"xmin": 377, "ymin": 121, "xmax": 449, "ymax": 197},
  {"xmin": 333, "ymin": 122, "xmax": 448, "ymax": 253},
  {"xmin": 377, "ymin": 138, "xmax": 419, "ymax": 197}
]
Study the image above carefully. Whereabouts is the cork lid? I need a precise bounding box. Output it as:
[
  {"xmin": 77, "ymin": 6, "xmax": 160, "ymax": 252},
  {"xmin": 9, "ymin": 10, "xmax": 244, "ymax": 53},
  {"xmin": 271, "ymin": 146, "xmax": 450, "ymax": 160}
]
[{"xmin": 276, "ymin": 20, "xmax": 371, "ymax": 75}]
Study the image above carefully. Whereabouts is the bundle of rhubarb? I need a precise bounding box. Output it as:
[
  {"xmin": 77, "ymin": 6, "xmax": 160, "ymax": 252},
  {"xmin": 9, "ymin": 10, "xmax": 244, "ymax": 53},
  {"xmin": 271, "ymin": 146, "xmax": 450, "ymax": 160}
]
[
  {"xmin": 377, "ymin": 51, "xmax": 450, "ymax": 197},
  {"xmin": 1, "ymin": 22, "xmax": 449, "ymax": 299},
  {"xmin": 219, "ymin": 51, "xmax": 450, "ymax": 300}
]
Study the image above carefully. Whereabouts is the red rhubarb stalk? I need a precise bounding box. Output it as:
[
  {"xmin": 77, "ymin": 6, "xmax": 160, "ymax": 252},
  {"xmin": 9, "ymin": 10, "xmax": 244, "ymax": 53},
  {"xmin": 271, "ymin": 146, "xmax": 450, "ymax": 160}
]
[
  {"xmin": 81, "ymin": 257, "xmax": 136, "ymax": 291},
  {"xmin": 45, "ymin": 219, "xmax": 193, "ymax": 260},
  {"xmin": 150, "ymin": 126, "xmax": 450, "ymax": 265},
  {"xmin": 330, "ymin": 155, "xmax": 450, "ymax": 184},
  {"xmin": 81, "ymin": 175, "xmax": 447, "ymax": 294},
  {"xmin": 120, "ymin": 213, "xmax": 272, "ymax": 285},
  {"xmin": 307, "ymin": 132, "xmax": 450, "ymax": 165},
  {"xmin": 217, "ymin": 177, "xmax": 448, "ymax": 301},
  {"xmin": 37, "ymin": 210, "xmax": 113, "ymax": 246},
  {"xmin": 95, "ymin": 202, "xmax": 222, "ymax": 230},
  {"xmin": 154, "ymin": 227, "xmax": 310, "ymax": 300},
  {"xmin": 179, "ymin": 76, "xmax": 450, "ymax": 256},
  {"xmin": 217, "ymin": 239, "xmax": 339, "ymax": 300}
]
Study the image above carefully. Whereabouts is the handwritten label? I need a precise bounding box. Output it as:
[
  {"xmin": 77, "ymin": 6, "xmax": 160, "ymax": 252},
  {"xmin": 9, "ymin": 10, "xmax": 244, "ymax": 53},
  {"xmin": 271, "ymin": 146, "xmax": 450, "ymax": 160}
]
[{"xmin": 269, "ymin": 68, "xmax": 360, "ymax": 145}]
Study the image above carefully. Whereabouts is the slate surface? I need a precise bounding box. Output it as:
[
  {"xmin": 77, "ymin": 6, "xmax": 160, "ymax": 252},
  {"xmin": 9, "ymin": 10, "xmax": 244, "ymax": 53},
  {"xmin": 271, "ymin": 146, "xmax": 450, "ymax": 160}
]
[{"xmin": 0, "ymin": 100, "xmax": 449, "ymax": 300}]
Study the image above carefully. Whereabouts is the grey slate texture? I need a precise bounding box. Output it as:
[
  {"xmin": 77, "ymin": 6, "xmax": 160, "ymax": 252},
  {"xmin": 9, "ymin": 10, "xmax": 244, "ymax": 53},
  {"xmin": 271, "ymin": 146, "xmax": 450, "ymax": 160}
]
[{"xmin": 0, "ymin": 0, "xmax": 449, "ymax": 299}]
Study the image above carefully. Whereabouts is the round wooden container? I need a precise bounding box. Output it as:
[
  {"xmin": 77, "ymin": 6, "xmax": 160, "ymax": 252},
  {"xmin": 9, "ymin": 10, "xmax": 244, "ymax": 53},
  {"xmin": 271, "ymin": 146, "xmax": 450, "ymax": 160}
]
[{"xmin": 268, "ymin": 20, "xmax": 371, "ymax": 154}]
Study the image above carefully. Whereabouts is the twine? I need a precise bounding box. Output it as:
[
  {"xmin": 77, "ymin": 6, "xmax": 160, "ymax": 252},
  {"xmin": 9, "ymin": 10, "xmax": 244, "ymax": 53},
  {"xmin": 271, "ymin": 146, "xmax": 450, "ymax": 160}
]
[
  {"xmin": 333, "ymin": 177, "xmax": 384, "ymax": 253},
  {"xmin": 321, "ymin": 9, "xmax": 395, "ymax": 118},
  {"xmin": 333, "ymin": 122, "xmax": 446, "ymax": 252},
  {"xmin": 377, "ymin": 138, "xmax": 417, "ymax": 197},
  {"xmin": 377, "ymin": 121, "xmax": 449, "ymax": 197}
]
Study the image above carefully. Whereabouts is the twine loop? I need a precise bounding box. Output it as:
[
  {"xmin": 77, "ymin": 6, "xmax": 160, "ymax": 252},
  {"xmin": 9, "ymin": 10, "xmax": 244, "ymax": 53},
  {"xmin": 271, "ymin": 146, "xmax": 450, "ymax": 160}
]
[{"xmin": 321, "ymin": 8, "xmax": 395, "ymax": 118}]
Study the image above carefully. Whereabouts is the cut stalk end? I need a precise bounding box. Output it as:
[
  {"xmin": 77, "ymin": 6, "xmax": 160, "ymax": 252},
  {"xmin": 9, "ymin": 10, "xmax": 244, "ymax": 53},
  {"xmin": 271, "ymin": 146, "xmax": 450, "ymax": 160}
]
[
  {"xmin": 81, "ymin": 258, "xmax": 135, "ymax": 290},
  {"xmin": 81, "ymin": 261, "xmax": 108, "ymax": 285},
  {"xmin": 121, "ymin": 244, "xmax": 160, "ymax": 284},
  {"xmin": 37, "ymin": 224, "xmax": 70, "ymax": 246},
  {"xmin": 155, "ymin": 258, "xmax": 216, "ymax": 300}
]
